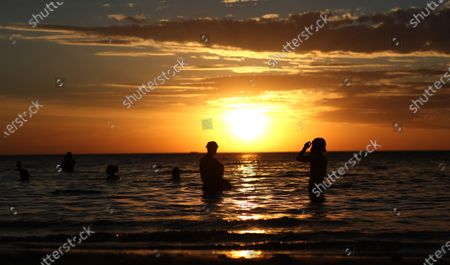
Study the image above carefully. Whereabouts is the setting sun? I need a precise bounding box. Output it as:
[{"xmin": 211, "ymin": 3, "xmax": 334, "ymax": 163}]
[{"xmin": 224, "ymin": 108, "xmax": 269, "ymax": 142}]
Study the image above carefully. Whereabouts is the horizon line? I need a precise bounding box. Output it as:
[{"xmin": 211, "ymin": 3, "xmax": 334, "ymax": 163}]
[{"xmin": 1, "ymin": 149, "xmax": 449, "ymax": 156}]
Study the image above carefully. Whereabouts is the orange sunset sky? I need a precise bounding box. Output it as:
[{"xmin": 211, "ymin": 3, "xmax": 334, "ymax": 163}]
[{"xmin": 1, "ymin": 0, "xmax": 450, "ymax": 154}]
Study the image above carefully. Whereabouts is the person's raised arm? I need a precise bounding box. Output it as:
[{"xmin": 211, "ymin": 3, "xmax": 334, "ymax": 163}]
[{"xmin": 296, "ymin": 141, "xmax": 311, "ymax": 162}]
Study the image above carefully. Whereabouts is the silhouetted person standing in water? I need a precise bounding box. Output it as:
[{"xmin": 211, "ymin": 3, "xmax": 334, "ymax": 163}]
[
  {"xmin": 61, "ymin": 152, "xmax": 75, "ymax": 172},
  {"xmin": 16, "ymin": 161, "xmax": 30, "ymax": 181},
  {"xmin": 200, "ymin": 141, "xmax": 231, "ymax": 194},
  {"xmin": 171, "ymin": 167, "xmax": 181, "ymax": 182},
  {"xmin": 297, "ymin": 138, "xmax": 328, "ymax": 202}
]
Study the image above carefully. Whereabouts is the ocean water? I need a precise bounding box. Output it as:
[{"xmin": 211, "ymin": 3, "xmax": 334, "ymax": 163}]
[{"xmin": 0, "ymin": 152, "xmax": 449, "ymax": 256}]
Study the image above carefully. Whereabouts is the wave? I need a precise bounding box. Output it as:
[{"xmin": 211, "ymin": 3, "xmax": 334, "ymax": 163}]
[
  {"xmin": 1, "ymin": 230, "xmax": 448, "ymax": 254},
  {"xmin": 49, "ymin": 189, "xmax": 104, "ymax": 195}
]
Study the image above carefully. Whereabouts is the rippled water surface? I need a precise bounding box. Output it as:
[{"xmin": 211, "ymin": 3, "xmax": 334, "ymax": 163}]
[{"xmin": 0, "ymin": 152, "xmax": 449, "ymax": 253}]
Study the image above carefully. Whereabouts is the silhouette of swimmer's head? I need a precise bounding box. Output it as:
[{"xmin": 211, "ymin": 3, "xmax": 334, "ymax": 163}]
[
  {"xmin": 311, "ymin": 138, "xmax": 326, "ymax": 155},
  {"xmin": 65, "ymin": 152, "xmax": 73, "ymax": 159},
  {"xmin": 206, "ymin": 141, "xmax": 219, "ymax": 154},
  {"xmin": 106, "ymin": 165, "xmax": 119, "ymax": 178},
  {"xmin": 172, "ymin": 167, "xmax": 181, "ymax": 182}
]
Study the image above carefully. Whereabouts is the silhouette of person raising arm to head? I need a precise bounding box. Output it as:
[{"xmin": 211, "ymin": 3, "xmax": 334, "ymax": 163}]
[
  {"xmin": 200, "ymin": 141, "xmax": 231, "ymax": 195},
  {"xmin": 297, "ymin": 138, "xmax": 328, "ymax": 202}
]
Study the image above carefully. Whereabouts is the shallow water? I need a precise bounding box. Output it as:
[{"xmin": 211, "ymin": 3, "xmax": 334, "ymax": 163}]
[{"xmin": 0, "ymin": 152, "xmax": 449, "ymax": 255}]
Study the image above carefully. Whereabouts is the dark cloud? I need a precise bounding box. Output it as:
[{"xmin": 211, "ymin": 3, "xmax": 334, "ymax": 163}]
[{"xmin": 39, "ymin": 9, "xmax": 450, "ymax": 53}]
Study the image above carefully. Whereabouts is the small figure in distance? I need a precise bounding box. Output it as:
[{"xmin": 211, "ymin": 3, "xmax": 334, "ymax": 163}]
[
  {"xmin": 200, "ymin": 141, "xmax": 232, "ymax": 195},
  {"xmin": 106, "ymin": 165, "xmax": 120, "ymax": 181},
  {"xmin": 61, "ymin": 152, "xmax": 76, "ymax": 172},
  {"xmin": 16, "ymin": 161, "xmax": 30, "ymax": 181},
  {"xmin": 171, "ymin": 167, "xmax": 181, "ymax": 182},
  {"xmin": 297, "ymin": 138, "xmax": 328, "ymax": 202}
]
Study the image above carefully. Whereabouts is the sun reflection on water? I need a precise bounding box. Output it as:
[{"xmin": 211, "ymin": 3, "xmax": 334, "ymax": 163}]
[
  {"xmin": 238, "ymin": 163, "xmax": 255, "ymax": 177},
  {"xmin": 217, "ymin": 250, "xmax": 264, "ymax": 259},
  {"xmin": 228, "ymin": 154, "xmax": 293, "ymax": 222},
  {"xmin": 230, "ymin": 229, "xmax": 267, "ymax": 234}
]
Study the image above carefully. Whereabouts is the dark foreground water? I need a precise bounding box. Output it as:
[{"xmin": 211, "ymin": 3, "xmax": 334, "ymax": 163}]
[{"xmin": 0, "ymin": 152, "xmax": 449, "ymax": 257}]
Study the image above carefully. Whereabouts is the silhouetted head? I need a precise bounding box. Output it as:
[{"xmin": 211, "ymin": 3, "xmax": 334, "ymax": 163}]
[
  {"xmin": 206, "ymin": 141, "xmax": 219, "ymax": 155},
  {"xmin": 16, "ymin": 161, "xmax": 22, "ymax": 170},
  {"xmin": 106, "ymin": 165, "xmax": 119, "ymax": 177},
  {"xmin": 172, "ymin": 167, "xmax": 181, "ymax": 182},
  {"xmin": 311, "ymin": 138, "xmax": 327, "ymax": 156},
  {"xmin": 65, "ymin": 152, "xmax": 73, "ymax": 159}
]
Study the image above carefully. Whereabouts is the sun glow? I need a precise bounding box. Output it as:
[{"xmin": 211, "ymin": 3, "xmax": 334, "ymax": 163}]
[{"xmin": 224, "ymin": 108, "xmax": 268, "ymax": 141}]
